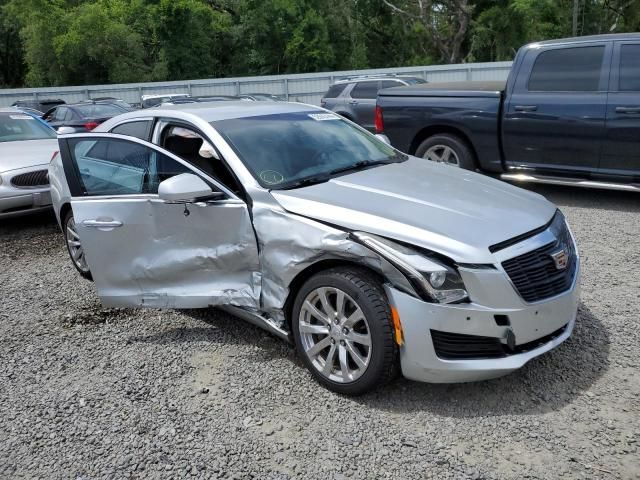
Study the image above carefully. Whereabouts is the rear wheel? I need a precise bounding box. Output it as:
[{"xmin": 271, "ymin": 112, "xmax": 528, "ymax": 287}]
[
  {"xmin": 63, "ymin": 210, "xmax": 92, "ymax": 280},
  {"xmin": 415, "ymin": 134, "xmax": 476, "ymax": 170},
  {"xmin": 292, "ymin": 267, "xmax": 398, "ymax": 395}
]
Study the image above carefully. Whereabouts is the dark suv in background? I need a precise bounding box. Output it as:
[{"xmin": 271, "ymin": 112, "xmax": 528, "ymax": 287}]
[{"xmin": 320, "ymin": 75, "xmax": 426, "ymax": 131}]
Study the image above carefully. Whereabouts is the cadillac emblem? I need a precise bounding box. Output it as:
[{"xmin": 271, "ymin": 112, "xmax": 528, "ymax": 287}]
[{"xmin": 551, "ymin": 249, "xmax": 569, "ymax": 270}]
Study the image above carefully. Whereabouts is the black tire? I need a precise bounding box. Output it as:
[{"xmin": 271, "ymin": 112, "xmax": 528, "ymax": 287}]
[
  {"xmin": 291, "ymin": 267, "xmax": 398, "ymax": 395},
  {"xmin": 415, "ymin": 133, "xmax": 476, "ymax": 170},
  {"xmin": 63, "ymin": 210, "xmax": 92, "ymax": 280}
]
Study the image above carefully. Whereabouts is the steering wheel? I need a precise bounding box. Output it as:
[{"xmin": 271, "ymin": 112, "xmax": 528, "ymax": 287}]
[{"xmin": 310, "ymin": 146, "xmax": 352, "ymax": 165}]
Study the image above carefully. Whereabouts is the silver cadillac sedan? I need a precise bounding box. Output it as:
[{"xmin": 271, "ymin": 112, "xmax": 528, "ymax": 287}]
[
  {"xmin": 1, "ymin": 109, "xmax": 58, "ymax": 218},
  {"xmin": 49, "ymin": 102, "xmax": 580, "ymax": 395}
]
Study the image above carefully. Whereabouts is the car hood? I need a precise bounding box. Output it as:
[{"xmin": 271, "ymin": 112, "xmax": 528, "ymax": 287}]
[
  {"xmin": 271, "ymin": 157, "xmax": 556, "ymax": 264},
  {"xmin": 0, "ymin": 139, "xmax": 58, "ymax": 173}
]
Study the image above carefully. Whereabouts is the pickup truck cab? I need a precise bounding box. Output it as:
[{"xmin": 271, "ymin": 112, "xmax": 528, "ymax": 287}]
[{"xmin": 376, "ymin": 33, "xmax": 640, "ymax": 191}]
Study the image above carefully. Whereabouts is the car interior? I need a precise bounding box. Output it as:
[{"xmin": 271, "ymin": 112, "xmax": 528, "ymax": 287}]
[{"xmin": 160, "ymin": 125, "xmax": 239, "ymax": 194}]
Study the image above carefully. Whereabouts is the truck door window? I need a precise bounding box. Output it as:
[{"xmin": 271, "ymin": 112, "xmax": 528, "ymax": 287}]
[
  {"xmin": 619, "ymin": 44, "xmax": 640, "ymax": 91},
  {"xmin": 528, "ymin": 46, "xmax": 605, "ymax": 92},
  {"xmin": 351, "ymin": 81, "xmax": 379, "ymax": 99}
]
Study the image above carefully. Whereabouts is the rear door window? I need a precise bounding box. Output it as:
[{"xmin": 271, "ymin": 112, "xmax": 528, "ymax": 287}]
[
  {"xmin": 380, "ymin": 80, "xmax": 403, "ymax": 89},
  {"xmin": 350, "ymin": 81, "xmax": 379, "ymax": 99},
  {"xmin": 619, "ymin": 44, "xmax": 640, "ymax": 91},
  {"xmin": 110, "ymin": 120, "xmax": 152, "ymax": 140},
  {"xmin": 528, "ymin": 46, "xmax": 605, "ymax": 92},
  {"xmin": 323, "ymin": 84, "xmax": 348, "ymax": 98}
]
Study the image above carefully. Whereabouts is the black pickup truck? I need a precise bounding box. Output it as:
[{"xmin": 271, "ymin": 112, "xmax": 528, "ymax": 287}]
[{"xmin": 375, "ymin": 33, "xmax": 640, "ymax": 191}]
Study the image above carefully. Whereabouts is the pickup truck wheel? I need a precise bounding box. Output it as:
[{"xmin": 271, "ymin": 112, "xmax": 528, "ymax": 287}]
[
  {"xmin": 292, "ymin": 267, "xmax": 398, "ymax": 395},
  {"xmin": 416, "ymin": 134, "xmax": 476, "ymax": 170},
  {"xmin": 63, "ymin": 210, "xmax": 92, "ymax": 280}
]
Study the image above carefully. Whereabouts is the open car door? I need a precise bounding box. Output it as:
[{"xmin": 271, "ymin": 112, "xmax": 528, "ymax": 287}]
[{"xmin": 58, "ymin": 133, "xmax": 260, "ymax": 309}]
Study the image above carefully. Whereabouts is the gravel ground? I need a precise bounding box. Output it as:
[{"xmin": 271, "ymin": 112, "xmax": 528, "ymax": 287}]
[{"xmin": 0, "ymin": 185, "xmax": 638, "ymax": 480}]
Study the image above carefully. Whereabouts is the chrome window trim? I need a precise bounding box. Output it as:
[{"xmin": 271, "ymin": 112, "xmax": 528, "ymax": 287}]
[{"xmin": 60, "ymin": 132, "xmax": 240, "ymax": 201}]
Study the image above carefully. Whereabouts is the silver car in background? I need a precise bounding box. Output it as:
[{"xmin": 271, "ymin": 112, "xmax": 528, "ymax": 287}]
[
  {"xmin": 0, "ymin": 109, "xmax": 58, "ymax": 219},
  {"xmin": 48, "ymin": 102, "xmax": 580, "ymax": 395}
]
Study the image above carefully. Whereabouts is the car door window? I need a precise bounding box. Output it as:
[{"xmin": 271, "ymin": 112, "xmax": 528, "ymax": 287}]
[
  {"xmin": 68, "ymin": 138, "xmax": 191, "ymax": 196},
  {"xmin": 64, "ymin": 109, "xmax": 75, "ymax": 121},
  {"xmin": 111, "ymin": 120, "xmax": 152, "ymax": 140},
  {"xmin": 54, "ymin": 108, "xmax": 68, "ymax": 122},
  {"xmin": 160, "ymin": 124, "xmax": 241, "ymax": 193},
  {"xmin": 619, "ymin": 44, "xmax": 640, "ymax": 91},
  {"xmin": 528, "ymin": 46, "xmax": 605, "ymax": 92},
  {"xmin": 380, "ymin": 80, "xmax": 403, "ymax": 89},
  {"xmin": 350, "ymin": 81, "xmax": 379, "ymax": 99}
]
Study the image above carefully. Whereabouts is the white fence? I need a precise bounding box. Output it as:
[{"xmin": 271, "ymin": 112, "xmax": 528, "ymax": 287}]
[{"xmin": 0, "ymin": 61, "xmax": 512, "ymax": 108}]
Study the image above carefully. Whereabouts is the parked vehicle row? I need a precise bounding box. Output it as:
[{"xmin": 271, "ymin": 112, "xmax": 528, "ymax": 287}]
[
  {"xmin": 321, "ymin": 74, "xmax": 427, "ymax": 132},
  {"xmin": 370, "ymin": 33, "xmax": 640, "ymax": 192},
  {"xmin": 0, "ymin": 109, "xmax": 58, "ymax": 219},
  {"xmin": 47, "ymin": 101, "xmax": 580, "ymax": 395}
]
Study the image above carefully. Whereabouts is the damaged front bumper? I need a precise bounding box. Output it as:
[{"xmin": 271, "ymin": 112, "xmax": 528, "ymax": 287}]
[{"xmin": 385, "ymin": 262, "xmax": 580, "ymax": 383}]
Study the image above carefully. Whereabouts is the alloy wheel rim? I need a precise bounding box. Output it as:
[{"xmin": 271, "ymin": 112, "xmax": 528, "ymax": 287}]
[
  {"xmin": 66, "ymin": 217, "xmax": 89, "ymax": 272},
  {"xmin": 424, "ymin": 145, "xmax": 460, "ymax": 166},
  {"xmin": 299, "ymin": 286, "xmax": 372, "ymax": 383}
]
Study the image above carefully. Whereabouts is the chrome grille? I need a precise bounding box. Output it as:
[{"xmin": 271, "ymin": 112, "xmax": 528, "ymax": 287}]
[
  {"xmin": 10, "ymin": 170, "xmax": 49, "ymax": 188},
  {"xmin": 502, "ymin": 217, "xmax": 577, "ymax": 302}
]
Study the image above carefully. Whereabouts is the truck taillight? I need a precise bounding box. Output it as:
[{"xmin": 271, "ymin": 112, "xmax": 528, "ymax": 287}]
[
  {"xmin": 84, "ymin": 121, "xmax": 99, "ymax": 131},
  {"xmin": 375, "ymin": 105, "xmax": 384, "ymax": 133}
]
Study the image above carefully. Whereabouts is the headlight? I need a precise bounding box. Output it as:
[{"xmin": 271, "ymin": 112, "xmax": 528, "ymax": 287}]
[{"xmin": 351, "ymin": 232, "xmax": 468, "ymax": 304}]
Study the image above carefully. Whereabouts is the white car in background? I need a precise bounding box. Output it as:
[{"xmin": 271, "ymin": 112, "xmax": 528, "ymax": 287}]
[{"xmin": 0, "ymin": 109, "xmax": 58, "ymax": 219}]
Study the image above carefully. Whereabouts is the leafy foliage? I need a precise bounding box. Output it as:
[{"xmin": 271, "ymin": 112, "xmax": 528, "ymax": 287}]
[{"xmin": 0, "ymin": 0, "xmax": 638, "ymax": 87}]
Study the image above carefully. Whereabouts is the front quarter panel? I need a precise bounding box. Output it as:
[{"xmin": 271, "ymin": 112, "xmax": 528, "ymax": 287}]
[
  {"xmin": 249, "ymin": 190, "xmax": 414, "ymax": 321},
  {"xmin": 48, "ymin": 151, "xmax": 72, "ymax": 227}
]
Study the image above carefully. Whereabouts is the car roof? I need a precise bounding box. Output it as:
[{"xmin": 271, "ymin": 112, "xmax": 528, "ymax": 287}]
[
  {"xmin": 110, "ymin": 101, "xmax": 321, "ymax": 124},
  {"xmin": 525, "ymin": 33, "xmax": 640, "ymax": 48}
]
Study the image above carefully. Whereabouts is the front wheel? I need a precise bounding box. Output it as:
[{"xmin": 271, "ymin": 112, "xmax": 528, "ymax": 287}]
[
  {"xmin": 63, "ymin": 210, "xmax": 92, "ymax": 280},
  {"xmin": 415, "ymin": 134, "xmax": 476, "ymax": 170},
  {"xmin": 292, "ymin": 267, "xmax": 398, "ymax": 395}
]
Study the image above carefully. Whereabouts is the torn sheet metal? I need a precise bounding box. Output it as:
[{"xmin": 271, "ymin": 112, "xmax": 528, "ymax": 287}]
[
  {"xmin": 250, "ymin": 198, "xmax": 414, "ymax": 322},
  {"xmin": 71, "ymin": 197, "xmax": 261, "ymax": 308}
]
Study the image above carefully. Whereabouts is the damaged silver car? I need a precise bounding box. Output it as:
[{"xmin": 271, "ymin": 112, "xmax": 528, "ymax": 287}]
[{"xmin": 49, "ymin": 102, "xmax": 580, "ymax": 395}]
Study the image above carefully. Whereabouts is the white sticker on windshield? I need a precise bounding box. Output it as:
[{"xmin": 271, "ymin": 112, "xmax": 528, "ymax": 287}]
[
  {"xmin": 9, "ymin": 115, "xmax": 34, "ymax": 120},
  {"xmin": 308, "ymin": 113, "xmax": 339, "ymax": 121}
]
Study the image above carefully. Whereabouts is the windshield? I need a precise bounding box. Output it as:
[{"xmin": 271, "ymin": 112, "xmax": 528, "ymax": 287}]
[
  {"xmin": 212, "ymin": 111, "xmax": 404, "ymax": 189},
  {"xmin": 0, "ymin": 113, "xmax": 56, "ymax": 142}
]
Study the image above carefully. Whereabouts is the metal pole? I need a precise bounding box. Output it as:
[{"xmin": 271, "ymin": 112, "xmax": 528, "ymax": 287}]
[{"xmin": 284, "ymin": 79, "xmax": 289, "ymax": 101}]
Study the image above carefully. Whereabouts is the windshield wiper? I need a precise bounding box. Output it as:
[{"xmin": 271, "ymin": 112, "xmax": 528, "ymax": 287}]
[
  {"xmin": 278, "ymin": 175, "xmax": 331, "ymax": 190},
  {"xmin": 329, "ymin": 159, "xmax": 391, "ymax": 176}
]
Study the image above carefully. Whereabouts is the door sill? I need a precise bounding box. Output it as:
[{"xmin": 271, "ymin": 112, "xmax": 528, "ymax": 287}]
[
  {"xmin": 219, "ymin": 305, "xmax": 291, "ymax": 343},
  {"xmin": 500, "ymin": 173, "xmax": 640, "ymax": 192}
]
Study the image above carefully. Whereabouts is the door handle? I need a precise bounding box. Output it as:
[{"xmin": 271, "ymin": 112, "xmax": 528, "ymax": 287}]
[
  {"xmin": 348, "ymin": 100, "xmax": 358, "ymax": 105},
  {"xmin": 514, "ymin": 105, "xmax": 538, "ymax": 112},
  {"xmin": 82, "ymin": 219, "xmax": 123, "ymax": 228},
  {"xmin": 615, "ymin": 106, "xmax": 640, "ymax": 114}
]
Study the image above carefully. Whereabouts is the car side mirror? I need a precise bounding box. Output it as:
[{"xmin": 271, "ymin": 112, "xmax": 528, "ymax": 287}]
[
  {"xmin": 57, "ymin": 126, "xmax": 76, "ymax": 135},
  {"xmin": 158, "ymin": 173, "xmax": 223, "ymax": 203}
]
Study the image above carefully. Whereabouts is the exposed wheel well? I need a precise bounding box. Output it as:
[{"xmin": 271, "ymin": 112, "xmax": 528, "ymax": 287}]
[
  {"xmin": 409, "ymin": 125, "xmax": 478, "ymax": 161},
  {"xmin": 283, "ymin": 260, "xmax": 384, "ymax": 330},
  {"xmin": 59, "ymin": 203, "xmax": 71, "ymax": 227}
]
